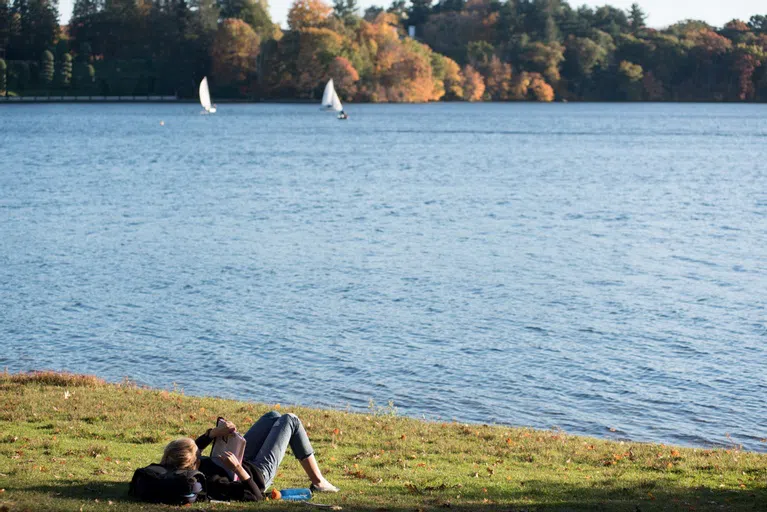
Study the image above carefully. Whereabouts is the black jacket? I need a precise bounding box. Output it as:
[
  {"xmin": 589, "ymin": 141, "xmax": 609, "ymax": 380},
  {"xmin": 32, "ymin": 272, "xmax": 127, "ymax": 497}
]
[{"xmin": 195, "ymin": 430, "xmax": 266, "ymax": 501}]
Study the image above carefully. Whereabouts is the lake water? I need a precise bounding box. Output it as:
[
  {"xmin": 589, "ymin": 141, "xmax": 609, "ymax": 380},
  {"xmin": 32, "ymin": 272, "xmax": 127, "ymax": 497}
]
[{"xmin": 1, "ymin": 103, "xmax": 765, "ymax": 452}]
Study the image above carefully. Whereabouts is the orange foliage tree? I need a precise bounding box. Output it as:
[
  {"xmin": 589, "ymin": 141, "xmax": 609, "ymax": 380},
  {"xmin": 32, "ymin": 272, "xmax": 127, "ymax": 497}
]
[
  {"xmin": 483, "ymin": 56, "xmax": 512, "ymax": 100},
  {"xmin": 359, "ymin": 14, "xmax": 444, "ymax": 102},
  {"xmin": 732, "ymin": 49, "xmax": 761, "ymax": 100},
  {"xmin": 461, "ymin": 65, "xmax": 485, "ymax": 101},
  {"xmin": 287, "ymin": 0, "xmax": 332, "ymax": 30},
  {"xmin": 211, "ymin": 19, "xmax": 261, "ymax": 86},
  {"xmin": 528, "ymin": 73, "xmax": 555, "ymax": 102},
  {"xmin": 328, "ymin": 56, "xmax": 359, "ymax": 99}
]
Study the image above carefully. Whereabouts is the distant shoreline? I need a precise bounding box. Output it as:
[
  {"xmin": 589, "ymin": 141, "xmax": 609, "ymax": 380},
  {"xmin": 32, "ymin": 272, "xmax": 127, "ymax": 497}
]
[{"xmin": 2, "ymin": 96, "xmax": 766, "ymax": 105}]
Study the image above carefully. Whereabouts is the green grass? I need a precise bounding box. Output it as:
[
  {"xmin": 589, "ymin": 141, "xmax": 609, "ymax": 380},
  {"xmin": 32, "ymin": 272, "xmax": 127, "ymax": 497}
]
[{"xmin": 0, "ymin": 371, "xmax": 765, "ymax": 511}]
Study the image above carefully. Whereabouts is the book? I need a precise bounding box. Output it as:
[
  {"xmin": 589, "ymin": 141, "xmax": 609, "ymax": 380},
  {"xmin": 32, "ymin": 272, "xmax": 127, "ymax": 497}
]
[{"xmin": 210, "ymin": 417, "xmax": 247, "ymax": 481}]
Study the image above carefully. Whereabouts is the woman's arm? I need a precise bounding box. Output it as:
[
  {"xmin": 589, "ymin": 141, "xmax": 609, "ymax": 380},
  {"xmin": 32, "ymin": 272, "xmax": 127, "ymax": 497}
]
[
  {"xmin": 195, "ymin": 419, "xmax": 237, "ymax": 450},
  {"xmin": 218, "ymin": 451, "xmax": 251, "ymax": 482},
  {"xmin": 214, "ymin": 451, "xmax": 264, "ymax": 501}
]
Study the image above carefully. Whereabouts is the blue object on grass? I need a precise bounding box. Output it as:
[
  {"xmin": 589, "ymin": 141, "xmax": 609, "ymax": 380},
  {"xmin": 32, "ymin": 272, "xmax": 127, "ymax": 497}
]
[{"xmin": 280, "ymin": 488, "xmax": 313, "ymax": 501}]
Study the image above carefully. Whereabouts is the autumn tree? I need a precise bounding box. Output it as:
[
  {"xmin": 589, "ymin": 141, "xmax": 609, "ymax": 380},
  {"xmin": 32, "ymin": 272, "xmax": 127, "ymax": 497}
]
[
  {"xmin": 509, "ymin": 71, "xmax": 532, "ymax": 100},
  {"xmin": 529, "ymin": 72, "xmax": 554, "ymax": 101},
  {"xmin": 461, "ymin": 64, "xmax": 484, "ymax": 100},
  {"xmin": 288, "ymin": 0, "xmax": 332, "ymax": 30},
  {"xmin": 220, "ymin": 0, "xmax": 276, "ymax": 39},
  {"xmin": 732, "ymin": 47, "xmax": 762, "ymax": 100},
  {"xmin": 431, "ymin": 52, "xmax": 463, "ymax": 99},
  {"xmin": 295, "ymin": 27, "xmax": 343, "ymax": 94},
  {"xmin": 483, "ymin": 55, "xmax": 511, "ymax": 100},
  {"xmin": 327, "ymin": 55, "xmax": 359, "ymax": 98},
  {"xmin": 211, "ymin": 18, "xmax": 261, "ymax": 86},
  {"xmin": 523, "ymin": 41, "xmax": 564, "ymax": 85},
  {"xmin": 719, "ymin": 20, "xmax": 752, "ymax": 43},
  {"xmin": 618, "ymin": 59, "xmax": 643, "ymax": 100}
]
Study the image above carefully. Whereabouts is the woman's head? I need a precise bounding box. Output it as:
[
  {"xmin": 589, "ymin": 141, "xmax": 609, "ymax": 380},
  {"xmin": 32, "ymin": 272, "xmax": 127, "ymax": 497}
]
[{"xmin": 161, "ymin": 438, "xmax": 199, "ymax": 470}]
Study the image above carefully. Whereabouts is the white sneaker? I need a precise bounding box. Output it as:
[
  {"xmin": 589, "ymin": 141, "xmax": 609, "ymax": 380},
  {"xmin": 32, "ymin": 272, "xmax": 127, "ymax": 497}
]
[{"xmin": 311, "ymin": 482, "xmax": 340, "ymax": 493}]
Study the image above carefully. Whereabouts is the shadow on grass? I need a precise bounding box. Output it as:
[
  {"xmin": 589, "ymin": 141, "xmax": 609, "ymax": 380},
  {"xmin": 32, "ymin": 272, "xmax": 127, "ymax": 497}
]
[
  {"xmin": 9, "ymin": 478, "xmax": 767, "ymax": 511},
  {"xmin": 8, "ymin": 479, "xmax": 129, "ymax": 501}
]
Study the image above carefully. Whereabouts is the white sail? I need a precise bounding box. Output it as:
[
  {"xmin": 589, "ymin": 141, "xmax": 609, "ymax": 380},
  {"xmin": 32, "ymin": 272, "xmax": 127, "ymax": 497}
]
[
  {"xmin": 321, "ymin": 79, "xmax": 335, "ymax": 108},
  {"xmin": 199, "ymin": 77, "xmax": 214, "ymax": 113},
  {"xmin": 330, "ymin": 89, "xmax": 343, "ymax": 112}
]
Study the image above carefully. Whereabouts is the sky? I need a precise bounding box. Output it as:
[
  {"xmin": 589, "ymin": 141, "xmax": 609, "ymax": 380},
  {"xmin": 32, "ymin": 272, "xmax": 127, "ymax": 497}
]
[{"xmin": 57, "ymin": 0, "xmax": 764, "ymax": 30}]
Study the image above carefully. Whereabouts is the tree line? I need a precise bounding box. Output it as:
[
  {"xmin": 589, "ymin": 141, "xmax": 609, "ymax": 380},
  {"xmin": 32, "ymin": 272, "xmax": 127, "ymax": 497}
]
[{"xmin": 0, "ymin": 0, "xmax": 766, "ymax": 102}]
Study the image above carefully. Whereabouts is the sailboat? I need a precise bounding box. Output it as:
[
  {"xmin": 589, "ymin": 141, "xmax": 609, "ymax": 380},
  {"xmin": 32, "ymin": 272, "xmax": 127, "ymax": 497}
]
[
  {"xmin": 199, "ymin": 76, "xmax": 216, "ymax": 114},
  {"xmin": 320, "ymin": 79, "xmax": 347, "ymax": 119}
]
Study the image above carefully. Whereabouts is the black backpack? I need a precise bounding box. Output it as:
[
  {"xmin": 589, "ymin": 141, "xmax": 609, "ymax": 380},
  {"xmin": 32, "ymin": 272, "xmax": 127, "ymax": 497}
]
[{"xmin": 129, "ymin": 464, "xmax": 207, "ymax": 505}]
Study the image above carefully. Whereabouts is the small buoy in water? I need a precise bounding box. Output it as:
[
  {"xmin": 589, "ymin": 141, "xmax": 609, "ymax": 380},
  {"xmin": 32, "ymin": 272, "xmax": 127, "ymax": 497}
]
[{"xmin": 160, "ymin": 120, "xmax": 165, "ymax": 126}]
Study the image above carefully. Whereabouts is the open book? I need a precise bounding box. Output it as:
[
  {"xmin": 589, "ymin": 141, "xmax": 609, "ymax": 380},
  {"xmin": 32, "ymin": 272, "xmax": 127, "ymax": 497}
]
[{"xmin": 210, "ymin": 417, "xmax": 247, "ymax": 481}]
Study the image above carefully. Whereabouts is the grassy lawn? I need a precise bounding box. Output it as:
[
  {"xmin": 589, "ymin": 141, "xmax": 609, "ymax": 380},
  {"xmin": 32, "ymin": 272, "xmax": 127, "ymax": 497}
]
[{"xmin": 0, "ymin": 372, "xmax": 765, "ymax": 511}]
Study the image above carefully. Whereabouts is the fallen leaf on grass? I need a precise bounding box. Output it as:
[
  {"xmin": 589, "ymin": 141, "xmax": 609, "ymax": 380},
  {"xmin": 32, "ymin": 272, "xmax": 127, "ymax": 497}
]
[
  {"xmin": 423, "ymin": 484, "xmax": 448, "ymax": 492},
  {"xmin": 404, "ymin": 482, "xmax": 421, "ymax": 494}
]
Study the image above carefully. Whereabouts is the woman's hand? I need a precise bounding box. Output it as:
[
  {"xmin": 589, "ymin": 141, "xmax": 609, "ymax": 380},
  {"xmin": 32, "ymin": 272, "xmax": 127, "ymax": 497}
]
[
  {"xmin": 218, "ymin": 451, "xmax": 251, "ymax": 481},
  {"xmin": 217, "ymin": 450, "xmax": 240, "ymax": 471},
  {"xmin": 210, "ymin": 419, "xmax": 236, "ymax": 438}
]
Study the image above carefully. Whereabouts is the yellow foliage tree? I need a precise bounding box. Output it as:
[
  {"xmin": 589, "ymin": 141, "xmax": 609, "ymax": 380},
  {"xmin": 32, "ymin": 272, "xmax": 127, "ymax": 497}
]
[
  {"xmin": 295, "ymin": 27, "xmax": 344, "ymax": 94},
  {"xmin": 287, "ymin": 0, "xmax": 332, "ymax": 30},
  {"xmin": 211, "ymin": 19, "xmax": 261, "ymax": 86},
  {"xmin": 431, "ymin": 53, "xmax": 463, "ymax": 100},
  {"xmin": 442, "ymin": 57, "xmax": 464, "ymax": 99},
  {"xmin": 509, "ymin": 71, "xmax": 532, "ymax": 100}
]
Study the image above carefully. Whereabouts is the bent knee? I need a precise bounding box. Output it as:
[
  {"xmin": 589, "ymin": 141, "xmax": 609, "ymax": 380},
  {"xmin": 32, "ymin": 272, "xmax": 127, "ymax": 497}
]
[
  {"xmin": 263, "ymin": 410, "xmax": 282, "ymax": 420},
  {"xmin": 285, "ymin": 413, "xmax": 301, "ymax": 425}
]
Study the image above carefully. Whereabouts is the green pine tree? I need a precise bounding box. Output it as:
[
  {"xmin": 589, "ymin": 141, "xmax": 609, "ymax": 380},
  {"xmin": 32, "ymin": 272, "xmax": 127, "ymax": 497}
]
[{"xmin": 628, "ymin": 3, "xmax": 646, "ymax": 32}]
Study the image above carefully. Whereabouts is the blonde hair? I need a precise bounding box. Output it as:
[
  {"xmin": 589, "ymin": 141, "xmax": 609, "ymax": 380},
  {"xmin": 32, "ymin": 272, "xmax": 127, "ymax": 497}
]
[{"xmin": 161, "ymin": 438, "xmax": 197, "ymax": 470}]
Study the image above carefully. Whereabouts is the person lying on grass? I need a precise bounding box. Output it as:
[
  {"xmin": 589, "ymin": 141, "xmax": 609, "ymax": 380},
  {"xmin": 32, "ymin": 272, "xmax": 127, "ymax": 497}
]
[{"xmin": 162, "ymin": 411, "xmax": 339, "ymax": 501}]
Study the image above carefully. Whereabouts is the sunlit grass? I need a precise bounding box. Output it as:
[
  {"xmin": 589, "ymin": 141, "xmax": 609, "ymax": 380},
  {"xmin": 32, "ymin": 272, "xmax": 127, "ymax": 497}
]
[{"xmin": 0, "ymin": 372, "xmax": 765, "ymax": 511}]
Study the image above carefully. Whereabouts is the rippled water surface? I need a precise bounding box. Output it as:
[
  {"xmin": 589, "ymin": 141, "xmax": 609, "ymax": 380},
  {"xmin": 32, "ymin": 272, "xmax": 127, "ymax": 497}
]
[{"xmin": 1, "ymin": 103, "xmax": 765, "ymax": 451}]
